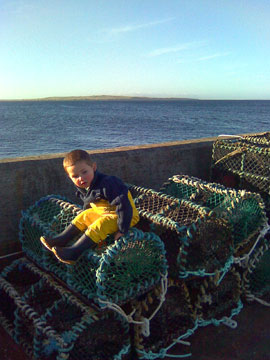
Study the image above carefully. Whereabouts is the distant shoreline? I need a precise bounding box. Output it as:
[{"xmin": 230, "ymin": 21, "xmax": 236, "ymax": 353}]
[
  {"xmin": 0, "ymin": 95, "xmax": 198, "ymax": 102},
  {"xmin": 1, "ymin": 96, "xmax": 269, "ymax": 102}
]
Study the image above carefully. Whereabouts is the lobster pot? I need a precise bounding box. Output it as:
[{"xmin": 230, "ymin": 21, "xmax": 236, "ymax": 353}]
[
  {"xmin": 19, "ymin": 195, "xmax": 83, "ymax": 272},
  {"xmin": 0, "ymin": 275, "xmax": 41, "ymax": 358},
  {"xmin": 242, "ymin": 236, "xmax": 270, "ymax": 304},
  {"xmin": 0, "ymin": 258, "xmax": 131, "ymax": 360},
  {"xmin": 19, "ymin": 196, "xmax": 167, "ymax": 307},
  {"xmin": 67, "ymin": 312, "xmax": 130, "ymax": 360},
  {"xmin": 16, "ymin": 293, "xmax": 130, "ymax": 360},
  {"xmin": 134, "ymin": 279, "xmax": 196, "ymax": 360},
  {"xmin": 13, "ymin": 281, "xmax": 68, "ymax": 359},
  {"xmin": 0, "ymin": 274, "xmax": 24, "ymax": 341},
  {"xmin": 186, "ymin": 267, "xmax": 242, "ymax": 326},
  {"xmin": 239, "ymin": 132, "xmax": 270, "ymax": 147},
  {"xmin": 68, "ymin": 228, "xmax": 168, "ymax": 307},
  {"xmin": 128, "ymin": 185, "xmax": 233, "ymax": 279},
  {"xmin": 0, "ymin": 257, "xmax": 42, "ymax": 296},
  {"xmin": 160, "ymin": 175, "xmax": 267, "ymax": 251},
  {"xmin": 34, "ymin": 301, "xmax": 130, "ymax": 360},
  {"xmin": 0, "ymin": 257, "xmax": 45, "ymax": 342},
  {"xmin": 211, "ymin": 135, "xmax": 270, "ymax": 215},
  {"xmin": 234, "ymin": 230, "xmax": 261, "ymax": 260}
]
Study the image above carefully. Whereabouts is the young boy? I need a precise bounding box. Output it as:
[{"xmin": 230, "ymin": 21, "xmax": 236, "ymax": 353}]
[{"xmin": 40, "ymin": 149, "xmax": 139, "ymax": 265}]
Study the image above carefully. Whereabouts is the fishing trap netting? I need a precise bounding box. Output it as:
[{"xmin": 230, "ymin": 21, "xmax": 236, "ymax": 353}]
[
  {"xmin": 134, "ymin": 278, "xmax": 197, "ymax": 359},
  {"xmin": 242, "ymin": 234, "xmax": 270, "ymax": 306},
  {"xmin": 19, "ymin": 195, "xmax": 83, "ymax": 269},
  {"xmin": 211, "ymin": 134, "xmax": 270, "ymax": 214},
  {"xmin": 185, "ymin": 267, "xmax": 243, "ymax": 327},
  {"xmin": 128, "ymin": 184, "xmax": 233, "ymax": 279},
  {"xmin": 69, "ymin": 227, "xmax": 168, "ymax": 306},
  {"xmin": 13, "ymin": 181, "xmax": 270, "ymax": 359},
  {"xmin": 0, "ymin": 257, "xmax": 44, "ymax": 340},
  {"xmin": 239, "ymin": 132, "xmax": 270, "ymax": 147},
  {"xmin": 159, "ymin": 174, "xmax": 267, "ymax": 251},
  {"xmin": 0, "ymin": 257, "xmax": 131, "ymax": 360},
  {"xmin": 19, "ymin": 196, "xmax": 168, "ymax": 307}
]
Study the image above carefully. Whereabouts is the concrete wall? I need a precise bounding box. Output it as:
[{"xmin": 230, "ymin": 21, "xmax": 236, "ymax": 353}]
[{"xmin": 0, "ymin": 137, "xmax": 215, "ymax": 255}]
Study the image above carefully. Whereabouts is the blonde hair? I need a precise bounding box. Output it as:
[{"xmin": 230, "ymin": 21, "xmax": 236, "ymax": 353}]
[{"xmin": 63, "ymin": 149, "xmax": 94, "ymax": 173}]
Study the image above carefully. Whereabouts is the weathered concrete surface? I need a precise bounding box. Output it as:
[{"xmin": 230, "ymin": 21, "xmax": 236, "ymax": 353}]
[{"xmin": 0, "ymin": 137, "xmax": 215, "ymax": 255}]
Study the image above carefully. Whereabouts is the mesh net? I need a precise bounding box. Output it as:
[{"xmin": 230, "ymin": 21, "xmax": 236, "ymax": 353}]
[
  {"xmin": 20, "ymin": 197, "xmax": 168, "ymax": 307},
  {"xmin": 240, "ymin": 132, "xmax": 270, "ymax": 147},
  {"xmin": 66, "ymin": 228, "xmax": 167, "ymax": 305},
  {"xmin": 128, "ymin": 184, "xmax": 233, "ymax": 279},
  {"xmin": 211, "ymin": 134, "xmax": 270, "ymax": 198},
  {"xmin": 23, "ymin": 279, "xmax": 63, "ymax": 315},
  {"xmin": 0, "ymin": 258, "xmax": 42, "ymax": 296},
  {"xmin": 186, "ymin": 267, "xmax": 242, "ymax": 322},
  {"xmin": 0, "ymin": 258, "xmax": 130, "ymax": 360},
  {"xmin": 96, "ymin": 228, "xmax": 167, "ymax": 306},
  {"xmin": 19, "ymin": 195, "xmax": 83, "ymax": 267},
  {"xmin": 160, "ymin": 175, "xmax": 267, "ymax": 251},
  {"xmin": 134, "ymin": 279, "xmax": 195, "ymax": 357},
  {"xmin": 68, "ymin": 313, "xmax": 130, "ymax": 360},
  {"xmin": 243, "ymin": 236, "xmax": 270, "ymax": 302},
  {"xmin": 4, "ymin": 181, "xmax": 270, "ymax": 358}
]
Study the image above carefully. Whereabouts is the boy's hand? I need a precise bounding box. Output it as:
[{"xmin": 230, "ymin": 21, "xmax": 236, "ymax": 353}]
[{"xmin": 114, "ymin": 231, "xmax": 124, "ymax": 241}]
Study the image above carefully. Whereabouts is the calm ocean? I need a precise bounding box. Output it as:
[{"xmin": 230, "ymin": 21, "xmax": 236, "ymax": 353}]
[{"xmin": 0, "ymin": 100, "xmax": 269, "ymax": 159}]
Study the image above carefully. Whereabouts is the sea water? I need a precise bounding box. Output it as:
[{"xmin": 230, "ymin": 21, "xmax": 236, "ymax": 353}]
[{"xmin": 0, "ymin": 100, "xmax": 269, "ymax": 159}]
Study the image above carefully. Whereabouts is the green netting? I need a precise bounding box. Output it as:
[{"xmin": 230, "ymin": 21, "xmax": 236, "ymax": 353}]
[
  {"xmin": 243, "ymin": 236, "xmax": 270, "ymax": 302},
  {"xmin": 128, "ymin": 185, "xmax": 233, "ymax": 279},
  {"xmin": 249, "ymin": 249, "xmax": 270, "ymax": 295},
  {"xmin": 65, "ymin": 250, "xmax": 100, "ymax": 301},
  {"xmin": 19, "ymin": 195, "xmax": 83, "ymax": 268},
  {"xmin": 211, "ymin": 135, "xmax": 270, "ymax": 196},
  {"xmin": 20, "ymin": 197, "xmax": 168, "ymax": 306},
  {"xmin": 160, "ymin": 175, "xmax": 267, "ymax": 250},
  {"xmin": 70, "ymin": 228, "xmax": 168, "ymax": 306}
]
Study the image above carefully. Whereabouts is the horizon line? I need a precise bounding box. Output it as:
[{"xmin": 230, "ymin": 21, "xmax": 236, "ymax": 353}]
[{"xmin": 1, "ymin": 95, "xmax": 270, "ymax": 101}]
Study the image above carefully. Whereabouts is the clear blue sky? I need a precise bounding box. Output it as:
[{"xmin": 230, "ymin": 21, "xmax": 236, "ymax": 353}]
[{"xmin": 1, "ymin": 0, "xmax": 270, "ymax": 100}]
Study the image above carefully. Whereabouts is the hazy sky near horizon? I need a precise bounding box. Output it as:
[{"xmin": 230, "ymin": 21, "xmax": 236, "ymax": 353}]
[{"xmin": 1, "ymin": 0, "xmax": 270, "ymax": 100}]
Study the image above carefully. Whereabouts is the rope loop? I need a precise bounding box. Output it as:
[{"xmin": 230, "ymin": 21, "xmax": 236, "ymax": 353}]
[
  {"xmin": 141, "ymin": 317, "xmax": 150, "ymax": 337},
  {"xmin": 222, "ymin": 316, "xmax": 238, "ymax": 329},
  {"xmin": 98, "ymin": 271, "xmax": 168, "ymax": 335}
]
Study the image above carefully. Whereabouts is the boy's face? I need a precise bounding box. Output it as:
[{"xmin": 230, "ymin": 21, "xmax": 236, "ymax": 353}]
[{"xmin": 66, "ymin": 160, "xmax": 97, "ymax": 188}]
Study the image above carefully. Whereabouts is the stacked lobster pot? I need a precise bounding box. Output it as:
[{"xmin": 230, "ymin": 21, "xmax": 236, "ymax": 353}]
[
  {"xmin": 16, "ymin": 194, "xmax": 168, "ymax": 359},
  {"xmin": 19, "ymin": 195, "xmax": 168, "ymax": 307},
  {"xmin": 159, "ymin": 175, "xmax": 269, "ymax": 328},
  {"xmin": 3, "ymin": 170, "xmax": 269, "ymax": 359},
  {"xmin": 128, "ymin": 183, "xmax": 241, "ymax": 359},
  {"xmin": 160, "ymin": 175, "xmax": 268, "ymax": 258},
  {"xmin": 0, "ymin": 257, "xmax": 131, "ymax": 360},
  {"xmin": 211, "ymin": 132, "xmax": 270, "ymax": 218}
]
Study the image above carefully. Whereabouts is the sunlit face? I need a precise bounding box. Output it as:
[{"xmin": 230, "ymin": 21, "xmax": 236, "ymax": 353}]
[{"xmin": 66, "ymin": 160, "xmax": 97, "ymax": 188}]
